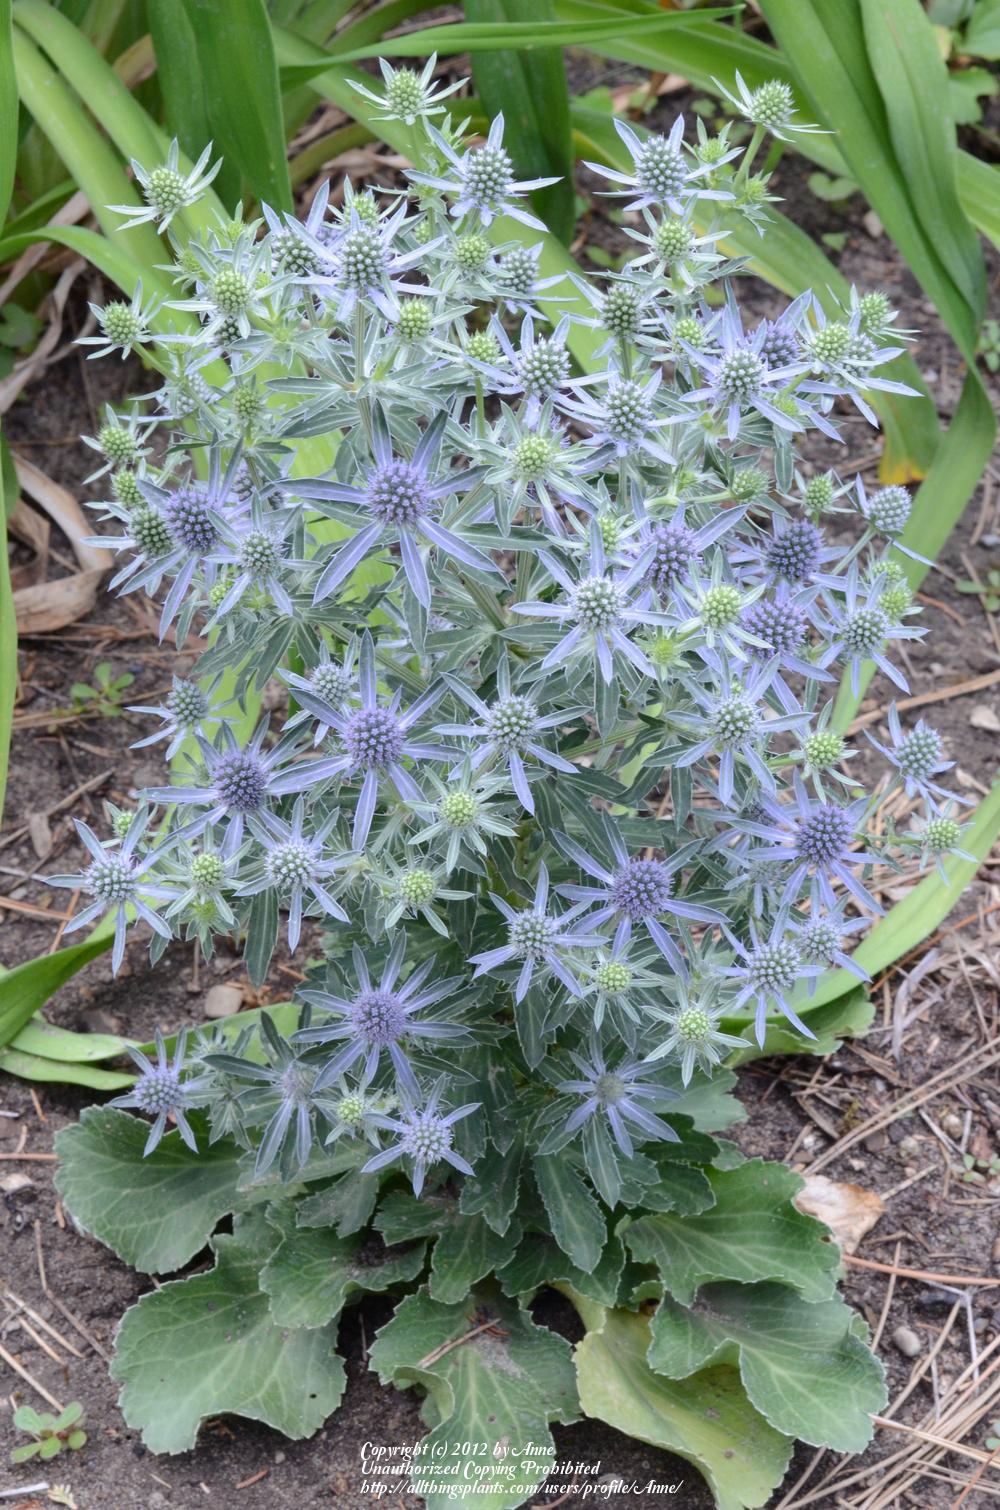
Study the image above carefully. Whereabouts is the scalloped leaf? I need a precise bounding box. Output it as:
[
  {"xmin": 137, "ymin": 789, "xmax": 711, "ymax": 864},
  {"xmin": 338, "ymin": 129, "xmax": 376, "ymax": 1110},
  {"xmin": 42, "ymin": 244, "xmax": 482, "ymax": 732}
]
[
  {"xmin": 497, "ymin": 1231, "xmax": 625, "ymax": 1307},
  {"xmin": 625, "ymin": 1160, "xmax": 840, "ymax": 1306},
  {"xmin": 54, "ymin": 1108, "xmax": 242, "ymax": 1274},
  {"xmin": 647, "ymin": 1280, "xmax": 886, "ymax": 1453},
  {"xmin": 429, "ymin": 1212, "xmax": 523, "ymax": 1305},
  {"xmin": 575, "ymin": 1307, "xmax": 792, "ymax": 1510},
  {"xmin": 110, "ymin": 1211, "xmax": 345, "ymax": 1453},
  {"xmin": 260, "ymin": 1205, "xmax": 426, "ymax": 1328},
  {"xmin": 296, "ymin": 1171, "xmax": 380, "ymax": 1236},
  {"xmin": 369, "ymin": 1282, "xmax": 579, "ymax": 1509}
]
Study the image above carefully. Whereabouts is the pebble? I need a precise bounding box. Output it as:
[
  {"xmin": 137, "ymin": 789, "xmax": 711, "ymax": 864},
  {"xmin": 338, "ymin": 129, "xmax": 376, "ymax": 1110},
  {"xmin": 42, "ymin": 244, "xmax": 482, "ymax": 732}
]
[
  {"xmin": 204, "ymin": 983, "xmax": 243, "ymax": 1019},
  {"xmin": 898, "ymin": 1135, "xmax": 921, "ymax": 1161},
  {"xmin": 941, "ymin": 1112, "xmax": 964, "ymax": 1140},
  {"xmin": 892, "ymin": 1325, "xmax": 922, "ymax": 1358}
]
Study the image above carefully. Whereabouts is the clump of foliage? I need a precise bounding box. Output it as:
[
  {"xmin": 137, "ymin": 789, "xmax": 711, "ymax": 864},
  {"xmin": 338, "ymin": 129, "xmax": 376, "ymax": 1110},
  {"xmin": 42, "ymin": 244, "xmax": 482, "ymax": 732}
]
[
  {"xmin": 53, "ymin": 64, "xmax": 969, "ymax": 1508},
  {"xmin": 10, "ymin": 1402, "xmax": 87, "ymax": 1464}
]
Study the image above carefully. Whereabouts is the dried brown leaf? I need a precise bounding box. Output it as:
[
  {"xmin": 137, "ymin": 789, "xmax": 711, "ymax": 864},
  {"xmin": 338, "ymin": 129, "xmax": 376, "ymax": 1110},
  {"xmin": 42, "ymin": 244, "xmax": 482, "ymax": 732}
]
[{"xmin": 795, "ymin": 1173, "xmax": 884, "ymax": 1255}]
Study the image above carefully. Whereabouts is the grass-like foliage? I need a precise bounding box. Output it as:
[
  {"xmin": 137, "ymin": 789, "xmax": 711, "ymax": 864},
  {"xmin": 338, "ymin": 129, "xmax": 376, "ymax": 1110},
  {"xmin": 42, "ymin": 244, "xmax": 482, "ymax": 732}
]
[{"xmin": 49, "ymin": 62, "xmax": 985, "ymax": 1506}]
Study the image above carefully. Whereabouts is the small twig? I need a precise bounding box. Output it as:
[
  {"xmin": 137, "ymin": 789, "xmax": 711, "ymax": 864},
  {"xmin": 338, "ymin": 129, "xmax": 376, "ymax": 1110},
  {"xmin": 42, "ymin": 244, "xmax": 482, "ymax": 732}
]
[
  {"xmin": 847, "ymin": 666, "xmax": 1000, "ymax": 732},
  {"xmin": 417, "ymin": 1319, "xmax": 497, "ymax": 1368},
  {"xmin": 0, "ymin": 1340, "xmax": 63, "ymax": 1411},
  {"xmin": 844, "ymin": 1253, "xmax": 1000, "ymax": 1287}
]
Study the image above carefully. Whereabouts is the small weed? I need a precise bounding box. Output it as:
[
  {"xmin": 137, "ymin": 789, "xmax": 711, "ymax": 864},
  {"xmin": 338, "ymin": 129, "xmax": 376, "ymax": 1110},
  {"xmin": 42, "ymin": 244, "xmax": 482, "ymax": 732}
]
[
  {"xmin": 10, "ymin": 1401, "xmax": 87, "ymax": 1463},
  {"xmin": 69, "ymin": 662, "xmax": 135, "ymax": 717},
  {"xmin": 956, "ymin": 566, "xmax": 1000, "ymax": 614}
]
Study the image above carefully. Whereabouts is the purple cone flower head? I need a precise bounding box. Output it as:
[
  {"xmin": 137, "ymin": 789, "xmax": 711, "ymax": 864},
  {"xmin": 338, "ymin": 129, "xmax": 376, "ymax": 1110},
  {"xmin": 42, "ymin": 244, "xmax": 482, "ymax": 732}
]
[
  {"xmin": 109, "ymin": 1029, "xmax": 202, "ymax": 1154},
  {"xmin": 307, "ymin": 632, "xmax": 450, "ymax": 847},
  {"xmin": 290, "ymin": 406, "xmax": 495, "ymax": 610},
  {"xmin": 740, "ymin": 772, "xmax": 879, "ymax": 914},
  {"xmin": 143, "ymin": 718, "xmax": 343, "ymax": 856},
  {"xmin": 554, "ymin": 821, "xmax": 725, "ymax": 975},
  {"xmin": 294, "ymin": 933, "xmax": 467, "ymax": 1101}
]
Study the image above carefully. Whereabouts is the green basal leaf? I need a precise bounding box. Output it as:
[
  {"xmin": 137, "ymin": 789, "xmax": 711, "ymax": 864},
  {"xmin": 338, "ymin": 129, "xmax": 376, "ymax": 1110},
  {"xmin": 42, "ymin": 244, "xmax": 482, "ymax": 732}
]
[
  {"xmin": 725, "ymin": 984, "xmax": 876, "ymax": 1061},
  {"xmin": 574, "ymin": 1306, "xmax": 792, "ymax": 1510},
  {"xmin": 498, "ymin": 1230, "xmax": 625, "ymax": 1308},
  {"xmin": 458, "ymin": 1136, "xmax": 523, "ymax": 1235},
  {"xmin": 369, "ymin": 1282, "xmax": 579, "ymax": 1509},
  {"xmin": 659, "ymin": 1063, "xmax": 746, "ymax": 1133},
  {"xmin": 260, "ymin": 1204, "xmax": 426, "ymax": 1328},
  {"xmin": 647, "ymin": 1280, "xmax": 886, "ymax": 1453},
  {"xmin": 111, "ymin": 1209, "xmax": 346, "ymax": 1453},
  {"xmin": 429, "ymin": 1211, "xmax": 524, "ymax": 1305},
  {"xmin": 54, "ymin": 1107, "xmax": 242, "ymax": 1274},
  {"xmin": 533, "ymin": 1152, "xmax": 607, "ymax": 1272},
  {"xmin": 625, "ymin": 1160, "xmax": 840, "ymax": 1306},
  {"xmin": 0, "ymin": 1045, "xmax": 132, "ymax": 1090}
]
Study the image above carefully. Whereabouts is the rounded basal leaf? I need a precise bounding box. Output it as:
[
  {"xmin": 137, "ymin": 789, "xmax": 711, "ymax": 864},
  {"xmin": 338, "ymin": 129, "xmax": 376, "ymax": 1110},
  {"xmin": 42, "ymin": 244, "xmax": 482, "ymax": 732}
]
[
  {"xmin": 625, "ymin": 1159, "xmax": 840, "ymax": 1305},
  {"xmin": 110, "ymin": 1210, "xmax": 345, "ymax": 1453},
  {"xmin": 260, "ymin": 1204, "xmax": 427, "ymax": 1328},
  {"xmin": 54, "ymin": 1107, "xmax": 241, "ymax": 1274},
  {"xmin": 369, "ymin": 1283, "xmax": 579, "ymax": 1509},
  {"xmin": 575, "ymin": 1307, "xmax": 792, "ymax": 1510},
  {"xmin": 647, "ymin": 1280, "xmax": 887, "ymax": 1452}
]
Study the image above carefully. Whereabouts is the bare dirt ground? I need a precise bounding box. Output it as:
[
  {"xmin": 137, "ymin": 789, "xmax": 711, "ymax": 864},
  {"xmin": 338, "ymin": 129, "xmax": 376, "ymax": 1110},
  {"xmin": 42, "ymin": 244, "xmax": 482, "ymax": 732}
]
[{"xmin": 1, "ymin": 61, "xmax": 1000, "ymax": 1510}]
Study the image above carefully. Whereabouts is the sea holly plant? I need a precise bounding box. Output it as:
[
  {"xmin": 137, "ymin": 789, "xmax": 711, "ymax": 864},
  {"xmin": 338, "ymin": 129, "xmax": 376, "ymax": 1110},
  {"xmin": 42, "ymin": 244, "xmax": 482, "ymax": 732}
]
[{"xmin": 52, "ymin": 69, "xmax": 975, "ymax": 1508}]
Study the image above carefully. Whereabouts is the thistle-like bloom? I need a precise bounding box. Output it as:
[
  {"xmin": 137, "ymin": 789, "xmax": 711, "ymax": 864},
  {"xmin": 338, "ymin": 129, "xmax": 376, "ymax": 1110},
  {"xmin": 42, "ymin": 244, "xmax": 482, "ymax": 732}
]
[
  {"xmin": 548, "ymin": 1044, "xmax": 680, "ymax": 1157},
  {"xmin": 435, "ymin": 654, "xmax": 580, "ymax": 815},
  {"xmin": 866, "ymin": 706, "xmax": 966, "ymax": 811},
  {"xmin": 683, "ymin": 294, "xmax": 809, "ymax": 441},
  {"xmin": 713, "ymin": 73, "xmax": 827, "ymax": 141},
  {"xmin": 348, "ymin": 53, "xmax": 466, "ymax": 125},
  {"xmin": 204, "ymin": 505, "xmax": 306, "ymax": 624},
  {"xmin": 412, "ymin": 114, "xmax": 558, "ymax": 230},
  {"xmin": 240, "ymin": 799, "xmax": 352, "ymax": 951},
  {"xmin": 554, "ymin": 826, "xmax": 724, "ymax": 975},
  {"xmin": 297, "ymin": 633, "xmax": 450, "ymax": 847},
  {"xmin": 721, "ymin": 922, "xmax": 820, "ymax": 1046},
  {"xmin": 127, "ymin": 675, "xmax": 220, "ymax": 760},
  {"xmin": 405, "ymin": 767, "xmax": 517, "ymax": 872},
  {"xmin": 853, "ymin": 476, "xmax": 929, "ymax": 565},
  {"xmin": 908, "ymin": 805, "xmax": 976, "ymax": 881},
  {"xmin": 203, "ymin": 1011, "xmax": 329, "ymax": 1175},
  {"xmin": 673, "ymin": 657, "xmax": 805, "ymax": 806},
  {"xmin": 640, "ymin": 503, "xmax": 746, "ymax": 596},
  {"xmin": 756, "ymin": 517, "xmax": 842, "ymax": 588},
  {"xmin": 560, "ymin": 365, "xmax": 677, "ymax": 465},
  {"xmin": 578, "ymin": 942, "xmax": 665, "ymax": 1032},
  {"xmin": 110, "ymin": 1030, "xmax": 202, "ymax": 1154},
  {"xmin": 294, "ymin": 934, "xmax": 467, "ymax": 1100},
  {"xmin": 473, "ymin": 313, "xmax": 574, "ymax": 425},
  {"xmin": 741, "ymin": 773, "xmax": 878, "ymax": 913},
  {"xmin": 819, "ymin": 566, "xmax": 924, "ymax": 696},
  {"xmin": 644, "ymin": 985, "xmax": 748, "ymax": 1085},
  {"xmin": 109, "ymin": 140, "xmax": 220, "ymax": 230},
  {"xmin": 798, "ymin": 297, "xmax": 918, "ymax": 427},
  {"xmin": 469, "ymin": 863, "xmax": 604, "ymax": 1002},
  {"xmin": 144, "ymin": 719, "xmax": 342, "ymax": 856},
  {"xmin": 514, "ymin": 525, "xmax": 670, "ymax": 684},
  {"xmin": 583, "ymin": 115, "xmax": 737, "ymax": 214},
  {"xmin": 791, "ymin": 907, "xmax": 870, "ymax": 990},
  {"xmin": 290, "ymin": 407, "xmax": 495, "ymax": 609},
  {"xmin": 48, "ymin": 813, "xmax": 178, "ymax": 974},
  {"xmin": 281, "ymin": 641, "xmax": 358, "ymax": 746},
  {"xmin": 79, "ymin": 284, "xmax": 160, "ymax": 360},
  {"xmin": 320, "ymin": 203, "xmax": 434, "ymax": 321},
  {"xmin": 362, "ymin": 1079, "xmax": 479, "ymax": 1196}
]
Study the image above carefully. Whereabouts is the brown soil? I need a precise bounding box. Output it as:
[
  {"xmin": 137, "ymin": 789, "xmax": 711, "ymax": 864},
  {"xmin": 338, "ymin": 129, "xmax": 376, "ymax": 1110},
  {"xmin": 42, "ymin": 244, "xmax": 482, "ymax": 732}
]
[{"xmin": 2, "ymin": 70, "xmax": 1000, "ymax": 1510}]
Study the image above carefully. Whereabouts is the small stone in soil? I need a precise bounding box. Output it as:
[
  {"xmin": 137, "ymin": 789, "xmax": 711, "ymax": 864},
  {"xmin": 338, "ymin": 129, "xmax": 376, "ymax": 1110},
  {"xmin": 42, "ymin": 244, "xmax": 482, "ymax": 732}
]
[
  {"xmin": 204, "ymin": 983, "xmax": 243, "ymax": 1019},
  {"xmin": 892, "ymin": 1325, "xmax": 922, "ymax": 1358}
]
